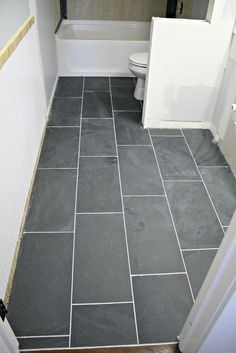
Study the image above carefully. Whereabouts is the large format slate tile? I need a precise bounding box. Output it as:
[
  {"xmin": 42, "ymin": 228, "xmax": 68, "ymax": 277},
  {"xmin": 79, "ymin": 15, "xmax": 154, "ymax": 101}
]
[
  {"xmin": 39, "ymin": 128, "xmax": 79, "ymax": 168},
  {"xmin": 55, "ymin": 77, "xmax": 83, "ymax": 97},
  {"xmin": 73, "ymin": 214, "xmax": 131, "ymax": 303},
  {"xmin": 199, "ymin": 167, "xmax": 236, "ymax": 226},
  {"xmin": 133, "ymin": 275, "xmax": 193, "ymax": 343},
  {"xmin": 80, "ymin": 119, "xmax": 116, "ymax": 156},
  {"xmin": 18, "ymin": 337, "xmax": 69, "ymax": 350},
  {"xmin": 71, "ymin": 304, "xmax": 137, "ymax": 347},
  {"xmin": 114, "ymin": 112, "xmax": 150, "ymax": 145},
  {"xmin": 48, "ymin": 98, "xmax": 81, "ymax": 126},
  {"xmin": 183, "ymin": 250, "xmax": 217, "ymax": 299},
  {"xmin": 165, "ymin": 182, "xmax": 224, "ymax": 249},
  {"xmin": 8, "ymin": 233, "xmax": 73, "ymax": 336},
  {"xmin": 82, "ymin": 92, "xmax": 112, "ymax": 118},
  {"xmin": 112, "ymin": 87, "xmax": 141, "ymax": 111},
  {"xmin": 182, "ymin": 129, "xmax": 227, "ymax": 166},
  {"xmin": 149, "ymin": 128, "xmax": 182, "ymax": 136},
  {"xmin": 124, "ymin": 197, "xmax": 184, "ymax": 274},
  {"xmin": 110, "ymin": 77, "xmax": 135, "ymax": 87},
  {"xmin": 84, "ymin": 77, "xmax": 109, "ymax": 91},
  {"xmin": 118, "ymin": 146, "xmax": 164, "ymax": 195},
  {"xmin": 25, "ymin": 169, "xmax": 76, "ymax": 231},
  {"xmin": 77, "ymin": 157, "xmax": 122, "ymax": 212},
  {"xmin": 152, "ymin": 137, "xmax": 200, "ymax": 180}
]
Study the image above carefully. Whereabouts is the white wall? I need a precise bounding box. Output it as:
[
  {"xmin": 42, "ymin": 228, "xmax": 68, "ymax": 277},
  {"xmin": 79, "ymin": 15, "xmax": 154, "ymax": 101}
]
[
  {"xmin": 142, "ymin": 17, "xmax": 234, "ymax": 128},
  {"xmin": 0, "ymin": 26, "xmax": 46, "ymax": 298},
  {"xmin": 29, "ymin": 0, "xmax": 58, "ymax": 109},
  {"xmin": 0, "ymin": 0, "xmax": 29, "ymax": 49}
]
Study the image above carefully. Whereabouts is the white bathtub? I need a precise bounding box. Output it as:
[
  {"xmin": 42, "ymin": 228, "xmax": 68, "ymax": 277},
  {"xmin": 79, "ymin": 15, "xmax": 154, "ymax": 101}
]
[{"xmin": 56, "ymin": 20, "xmax": 150, "ymax": 76}]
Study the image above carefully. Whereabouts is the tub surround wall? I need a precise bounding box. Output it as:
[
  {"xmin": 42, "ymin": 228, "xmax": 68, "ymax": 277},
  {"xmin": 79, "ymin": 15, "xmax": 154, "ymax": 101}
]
[{"xmin": 67, "ymin": 0, "xmax": 167, "ymax": 21}]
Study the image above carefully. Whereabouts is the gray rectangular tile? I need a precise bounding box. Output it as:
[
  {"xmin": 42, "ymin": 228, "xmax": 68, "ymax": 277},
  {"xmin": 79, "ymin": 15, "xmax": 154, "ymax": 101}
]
[
  {"xmin": 183, "ymin": 250, "xmax": 217, "ymax": 299},
  {"xmin": 48, "ymin": 98, "xmax": 81, "ymax": 126},
  {"xmin": 73, "ymin": 214, "xmax": 132, "ymax": 303},
  {"xmin": 182, "ymin": 129, "xmax": 227, "ymax": 166},
  {"xmin": 133, "ymin": 275, "xmax": 193, "ymax": 343},
  {"xmin": 165, "ymin": 182, "xmax": 224, "ymax": 249},
  {"xmin": 82, "ymin": 92, "xmax": 112, "ymax": 118},
  {"xmin": 55, "ymin": 77, "xmax": 83, "ymax": 97},
  {"xmin": 71, "ymin": 304, "xmax": 137, "ymax": 347},
  {"xmin": 8, "ymin": 233, "xmax": 73, "ymax": 336},
  {"xmin": 114, "ymin": 112, "xmax": 150, "ymax": 145},
  {"xmin": 199, "ymin": 167, "xmax": 236, "ymax": 226},
  {"xmin": 118, "ymin": 146, "xmax": 164, "ymax": 195},
  {"xmin": 152, "ymin": 136, "xmax": 200, "ymax": 180},
  {"xmin": 77, "ymin": 157, "xmax": 122, "ymax": 212},
  {"xmin": 124, "ymin": 197, "xmax": 184, "ymax": 274},
  {"xmin": 39, "ymin": 127, "xmax": 79, "ymax": 168},
  {"xmin": 25, "ymin": 169, "xmax": 76, "ymax": 232},
  {"xmin": 112, "ymin": 87, "xmax": 142, "ymax": 111},
  {"xmin": 80, "ymin": 119, "xmax": 116, "ymax": 156},
  {"xmin": 18, "ymin": 337, "xmax": 69, "ymax": 350},
  {"xmin": 84, "ymin": 77, "xmax": 109, "ymax": 91},
  {"xmin": 149, "ymin": 128, "xmax": 182, "ymax": 136},
  {"xmin": 110, "ymin": 77, "xmax": 135, "ymax": 87}
]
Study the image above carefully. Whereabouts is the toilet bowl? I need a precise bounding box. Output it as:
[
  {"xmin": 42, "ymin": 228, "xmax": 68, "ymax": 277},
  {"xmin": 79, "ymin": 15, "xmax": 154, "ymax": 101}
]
[{"xmin": 129, "ymin": 52, "xmax": 148, "ymax": 101}]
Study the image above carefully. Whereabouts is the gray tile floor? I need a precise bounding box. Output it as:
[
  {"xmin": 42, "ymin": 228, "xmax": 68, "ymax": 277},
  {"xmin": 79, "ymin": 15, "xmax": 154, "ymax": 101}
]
[{"xmin": 8, "ymin": 77, "xmax": 236, "ymax": 351}]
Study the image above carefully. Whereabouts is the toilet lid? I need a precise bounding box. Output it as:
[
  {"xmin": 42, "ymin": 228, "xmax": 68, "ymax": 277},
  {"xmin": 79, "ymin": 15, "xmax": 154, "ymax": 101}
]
[{"xmin": 129, "ymin": 52, "xmax": 148, "ymax": 67}]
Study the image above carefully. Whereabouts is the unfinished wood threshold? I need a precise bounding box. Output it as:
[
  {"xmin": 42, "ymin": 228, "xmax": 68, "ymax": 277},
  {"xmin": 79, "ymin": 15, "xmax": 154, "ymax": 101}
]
[
  {"xmin": 20, "ymin": 344, "xmax": 181, "ymax": 353},
  {"xmin": 0, "ymin": 16, "xmax": 34, "ymax": 70}
]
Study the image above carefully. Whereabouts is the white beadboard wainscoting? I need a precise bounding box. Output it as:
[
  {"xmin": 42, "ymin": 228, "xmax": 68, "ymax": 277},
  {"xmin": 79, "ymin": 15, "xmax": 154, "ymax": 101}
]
[{"xmin": 0, "ymin": 25, "xmax": 47, "ymax": 299}]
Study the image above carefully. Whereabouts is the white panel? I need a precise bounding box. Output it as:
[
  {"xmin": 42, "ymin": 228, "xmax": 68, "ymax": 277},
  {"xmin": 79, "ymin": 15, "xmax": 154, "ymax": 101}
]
[
  {"xmin": 0, "ymin": 26, "xmax": 46, "ymax": 298},
  {"xmin": 143, "ymin": 18, "xmax": 234, "ymax": 128}
]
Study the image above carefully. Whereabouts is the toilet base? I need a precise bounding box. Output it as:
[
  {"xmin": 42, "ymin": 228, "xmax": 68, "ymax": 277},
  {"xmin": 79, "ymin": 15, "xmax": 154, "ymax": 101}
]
[{"xmin": 134, "ymin": 77, "xmax": 145, "ymax": 100}]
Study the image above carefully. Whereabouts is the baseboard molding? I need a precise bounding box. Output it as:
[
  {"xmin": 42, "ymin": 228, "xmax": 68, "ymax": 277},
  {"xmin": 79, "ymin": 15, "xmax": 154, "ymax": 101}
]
[
  {"xmin": 46, "ymin": 76, "xmax": 59, "ymax": 119},
  {"xmin": 58, "ymin": 72, "xmax": 134, "ymax": 77},
  {"xmin": 142, "ymin": 120, "xmax": 212, "ymax": 130},
  {"xmin": 4, "ymin": 121, "xmax": 47, "ymax": 305}
]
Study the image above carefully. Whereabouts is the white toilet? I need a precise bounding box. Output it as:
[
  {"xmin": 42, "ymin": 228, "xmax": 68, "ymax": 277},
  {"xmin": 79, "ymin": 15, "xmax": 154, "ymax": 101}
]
[{"xmin": 129, "ymin": 52, "xmax": 148, "ymax": 100}]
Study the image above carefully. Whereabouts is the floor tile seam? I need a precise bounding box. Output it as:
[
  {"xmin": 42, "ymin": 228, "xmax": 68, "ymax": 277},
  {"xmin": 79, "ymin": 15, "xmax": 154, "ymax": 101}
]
[
  {"xmin": 19, "ymin": 342, "xmax": 179, "ymax": 352},
  {"xmin": 131, "ymin": 272, "xmax": 187, "ymax": 277},
  {"xmin": 180, "ymin": 129, "xmax": 225, "ymax": 231},
  {"xmin": 23, "ymin": 231, "xmax": 74, "ymax": 234},
  {"xmin": 163, "ymin": 180, "xmax": 203, "ymax": 183},
  {"xmin": 148, "ymin": 130, "xmax": 195, "ymax": 303},
  {"xmin": 68, "ymin": 77, "xmax": 85, "ymax": 347},
  {"xmin": 150, "ymin": 134, "xmax": 183, "ymax": 137},
  {"xmin": 109, "ymin": 76, "xmax": 139, "ymax": 344},
  {"xmin": 123, "ymin": 195, "xmax": 166, "ymax": 198},
  {"xmin": 17, "ymin": 335, "xmax": 70, "ymax": 339},
  {"xmin": 117, "ymin": 144, "xmax": 152, "ymax": 147},
  {"xmin": 37, "ymin": 168, "xmax": 78, "ymax": 170},
  {"xmin": 81, "ymin": 117, "xmax": 113, "ymax": 120},
  {"xmin": 72, "ymin": 301, "xmax": 133, "ymax": 306},
  {"xmin": 75, "ymin": 212, "xmax": 123, "ymax": 215},
  {"xmin": 79, "ymin": 155, "xmax": 118, "ymax": 158},
  {"xmin": 182, "ymin": 248, "xmax": 219, "ymax": 252}
]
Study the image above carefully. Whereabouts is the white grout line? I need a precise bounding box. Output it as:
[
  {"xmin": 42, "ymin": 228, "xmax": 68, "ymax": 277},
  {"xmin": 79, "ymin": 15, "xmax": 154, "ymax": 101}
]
[
  {"xmin": 24, "ymin": 231, "xmax": 74, "ymax": 234},
  {"xmin": 19, "ymin": 341, "xmax": 179, "ymax": 352},
  {"xmin": 17, "ymin": 335, "xmax": 70, "ymax": 339},
  {"xmin": 68, "ymin": 77, "xmax": 85, "ymax": 348},
  {"xmin": 197, "ymin": 165, "xmax": 229, "ymax": 168},
  {"xmin": 38, "ymin": 168, "xmax": 77, "ymax": 170},
  {"xmin": 54, "ymin": 96, "xmax": 82, "ymax": 99},
  {"xmin": 181, "ymin": 129, "xmax": 225, "ymax": 231},
  {"xmin": 72, "ymin": 301, "xmax": 133, "ymax": 306},
  {"xmin": 109, "ymin": 77, "xmax": 140, "ymax": 344},
  {"xmin": 123, "ymin": 195, "xmax": 165, "ymax": 198},
  {"xmin": 182, "ymin": 248, "xmax": 219, "ymax": 252},
  {"xmin": 80, "ymin": 155, "xmax": 117, "ymax": 158},
  {"xmin": 76, "ymin": 212, "xmax": 123, "ymax": 215},
  {"xmin": 131, "ymin": 272, "xmax": 187, "ymax": 277},
  {"xmin": 47, "ymin": 126, "xmax": 80, "ymax": 128},
  {"xmin": 150, "ymin": 134, "xmax": 183, "ymax": 138},
  {"xmin": 148, "ymin": 130, "xmax": 195, "ymax": 303},
  {"xmin": 117, "ymin": 144, "xmax": 152, "ymax": 147},
  {"xmin": 82, "ymin": 117, "xmax": 113, "ymax": 120},
  {"xmin": 163, "ymin": 180, "xmax": 202, "ymax": 183}
]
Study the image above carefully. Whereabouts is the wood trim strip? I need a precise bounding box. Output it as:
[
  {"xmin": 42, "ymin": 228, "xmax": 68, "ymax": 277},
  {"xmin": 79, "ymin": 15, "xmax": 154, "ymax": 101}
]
[{"xmin": 0, "ymin": 16, "xmax": 34, "ymax": 70}]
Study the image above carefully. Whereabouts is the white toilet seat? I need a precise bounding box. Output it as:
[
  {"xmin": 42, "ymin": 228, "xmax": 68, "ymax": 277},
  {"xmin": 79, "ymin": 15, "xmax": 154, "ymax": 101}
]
[{"xmin": 129, "ymin": 52, "xmax": 148, "ymax": 68}]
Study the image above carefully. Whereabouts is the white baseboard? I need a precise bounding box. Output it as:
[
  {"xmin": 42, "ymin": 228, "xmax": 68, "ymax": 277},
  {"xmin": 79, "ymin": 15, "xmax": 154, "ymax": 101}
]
[
  {"xmin": 46, "ymin": 76, "xmax": 59, "ymax": 119},
  {"xmin": 142, "ymin": 120, "xmax": 212, "ymax": 130}
]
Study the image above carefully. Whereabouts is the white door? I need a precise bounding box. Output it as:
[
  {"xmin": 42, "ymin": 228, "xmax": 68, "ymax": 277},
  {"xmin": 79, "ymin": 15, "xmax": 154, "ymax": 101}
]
[
  {"xmin": 178, "ymin": 212, "xmax": 236, "ymax": 353},
  {"xmin": 0, "ymin": 318, "xmax": 19, "ymax": 353}
]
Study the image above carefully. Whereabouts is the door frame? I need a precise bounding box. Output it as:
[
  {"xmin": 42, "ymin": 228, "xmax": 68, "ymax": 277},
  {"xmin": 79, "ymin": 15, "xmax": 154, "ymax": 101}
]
[{"xmin": 179, "ymin": 211, "xmax": 236, "ymax": 353}]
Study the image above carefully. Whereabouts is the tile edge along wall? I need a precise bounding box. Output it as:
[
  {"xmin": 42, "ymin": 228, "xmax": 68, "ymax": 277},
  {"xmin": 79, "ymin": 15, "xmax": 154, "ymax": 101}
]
[{"xmin": 0, "ymin": 16, "xmax": 47, "ymax": 303}]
